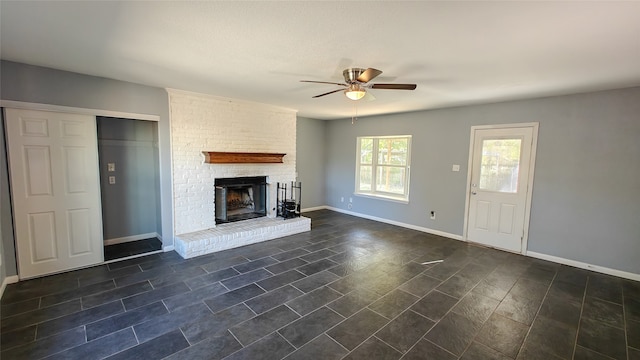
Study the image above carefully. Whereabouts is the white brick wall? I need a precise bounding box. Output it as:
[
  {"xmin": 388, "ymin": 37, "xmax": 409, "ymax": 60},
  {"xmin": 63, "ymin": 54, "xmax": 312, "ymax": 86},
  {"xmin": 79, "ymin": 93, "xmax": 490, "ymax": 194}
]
[{"xmin": 168, "ymin": 90, "xmax": 297, "ymax": 235}]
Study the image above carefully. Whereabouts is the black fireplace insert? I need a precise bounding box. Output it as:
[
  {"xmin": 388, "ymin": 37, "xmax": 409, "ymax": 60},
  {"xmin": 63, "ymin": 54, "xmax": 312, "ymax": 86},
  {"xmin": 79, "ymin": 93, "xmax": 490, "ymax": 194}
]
[{"xmin": 215, "ymin": 176, "xmax": 267, "ymax": 224}]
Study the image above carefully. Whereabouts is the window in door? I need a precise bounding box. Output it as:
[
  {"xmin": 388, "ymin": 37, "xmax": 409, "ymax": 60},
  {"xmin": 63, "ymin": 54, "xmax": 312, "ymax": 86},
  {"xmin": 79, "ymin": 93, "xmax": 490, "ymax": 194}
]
[{"xmin": 478, "ymin": 138, "xmax": 522, "ymax": 193}]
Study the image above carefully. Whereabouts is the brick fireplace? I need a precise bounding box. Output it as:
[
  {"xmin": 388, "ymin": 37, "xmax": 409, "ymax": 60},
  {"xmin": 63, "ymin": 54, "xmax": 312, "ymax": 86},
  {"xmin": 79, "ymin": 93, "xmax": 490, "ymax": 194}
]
[{"xmin": 168, "ymin": 90, "xmax": 310, "ymax": 258}]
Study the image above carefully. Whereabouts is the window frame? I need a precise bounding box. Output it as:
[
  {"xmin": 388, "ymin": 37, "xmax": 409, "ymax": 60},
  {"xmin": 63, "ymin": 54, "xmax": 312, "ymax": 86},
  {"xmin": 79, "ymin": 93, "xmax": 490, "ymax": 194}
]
[{"xmin": 355, "ymin": 135, "xmax": 412, "ymax": 202}]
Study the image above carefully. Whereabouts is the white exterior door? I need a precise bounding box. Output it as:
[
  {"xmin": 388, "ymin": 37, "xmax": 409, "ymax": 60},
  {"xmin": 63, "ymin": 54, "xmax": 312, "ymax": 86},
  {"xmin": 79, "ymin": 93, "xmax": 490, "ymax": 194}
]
[
  {"xmin": 5, "ymin": 108, "xmax": 103, "ymax": 279},
  {"xmin": 465, "ymin": 124, "xmax": 537, "ymax": 253}
]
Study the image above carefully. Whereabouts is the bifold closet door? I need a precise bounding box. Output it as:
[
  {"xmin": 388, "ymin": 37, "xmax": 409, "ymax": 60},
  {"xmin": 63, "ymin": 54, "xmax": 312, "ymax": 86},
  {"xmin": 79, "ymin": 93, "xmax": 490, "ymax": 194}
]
[{"xmin": 5, "ymin": 108, "xmax": 104, "ymax": 279}]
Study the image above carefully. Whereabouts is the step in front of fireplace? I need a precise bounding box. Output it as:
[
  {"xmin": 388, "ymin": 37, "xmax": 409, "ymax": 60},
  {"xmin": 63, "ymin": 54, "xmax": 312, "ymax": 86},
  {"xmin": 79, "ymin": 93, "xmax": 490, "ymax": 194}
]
[{"xmin": 174, "ymin": 216, "xmax": 311, "ymax": 259}]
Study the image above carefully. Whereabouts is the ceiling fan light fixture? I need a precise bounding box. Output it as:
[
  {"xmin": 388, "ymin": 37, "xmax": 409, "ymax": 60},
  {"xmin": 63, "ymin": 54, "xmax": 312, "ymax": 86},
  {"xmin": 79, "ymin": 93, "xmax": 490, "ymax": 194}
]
[{"xmin": 345, "ymin": 84, "xmax": 366, "ymax": 101}]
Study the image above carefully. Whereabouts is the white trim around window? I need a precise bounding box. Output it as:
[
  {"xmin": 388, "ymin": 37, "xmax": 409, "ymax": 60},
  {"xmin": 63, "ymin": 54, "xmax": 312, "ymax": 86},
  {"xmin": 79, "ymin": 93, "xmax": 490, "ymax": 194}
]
[{"xmin": 355, "ymin": 135, "xmax": 411, "ymax": 202}]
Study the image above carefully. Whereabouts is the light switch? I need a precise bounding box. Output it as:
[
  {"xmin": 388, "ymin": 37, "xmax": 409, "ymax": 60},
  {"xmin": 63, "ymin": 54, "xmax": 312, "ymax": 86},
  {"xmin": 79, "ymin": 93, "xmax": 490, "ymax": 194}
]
[
  {"xmin": 452, "ymin": 164, "xmax": 460, "ymax": 172},
  {"xmin": 108, "ymin": 163, "xmax": 115, "ymax": 172},
  {"xmin": 108, "ymin": 176, "xmax": 116, "ymax": 184}
]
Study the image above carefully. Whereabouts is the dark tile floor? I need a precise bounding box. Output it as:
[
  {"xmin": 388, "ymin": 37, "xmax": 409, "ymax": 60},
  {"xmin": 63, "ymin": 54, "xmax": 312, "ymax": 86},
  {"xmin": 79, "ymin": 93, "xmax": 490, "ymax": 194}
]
[
  {"xmin": 1, "ymin": 210, "xmax": 639, "ymax": 359},
  {"xmin": 104, "ymin": 237, "xmax": 163, "ymax": 261}
]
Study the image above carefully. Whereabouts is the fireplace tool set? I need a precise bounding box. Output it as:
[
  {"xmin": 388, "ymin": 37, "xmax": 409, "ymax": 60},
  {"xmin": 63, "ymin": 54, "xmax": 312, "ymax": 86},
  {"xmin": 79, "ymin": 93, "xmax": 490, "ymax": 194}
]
[{"xmin": 276, "ymin": 182, "xmax": 302, "ymax": 219}]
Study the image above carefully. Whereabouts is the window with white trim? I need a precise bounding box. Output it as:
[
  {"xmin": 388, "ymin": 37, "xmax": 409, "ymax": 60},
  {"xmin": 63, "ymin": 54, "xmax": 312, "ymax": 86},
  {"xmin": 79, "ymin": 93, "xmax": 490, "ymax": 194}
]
[{"xmin": 356, "ymin": 135, "xmax": 411, "ymax": 201}]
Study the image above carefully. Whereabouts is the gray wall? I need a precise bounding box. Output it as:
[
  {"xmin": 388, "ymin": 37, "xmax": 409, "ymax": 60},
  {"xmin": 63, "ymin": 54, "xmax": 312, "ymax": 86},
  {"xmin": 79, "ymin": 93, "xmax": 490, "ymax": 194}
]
[
  {"xmin": 324, "ymin": 87, "xmax": 640, "ymax": 275},
  {"xmin": 0, "ymin": 200, "xmax": 4, "ymax": 296},
  {"xmin": 296, "ymin": 117, "xmax": 327, "ymax": 209},
  {"xmin": 0, "ymin": 60, "xmax": 173, "ymax": 277},
  {"xmin": 0, "ymin": 112, "xmax": 10, "ymax": 287},
  {"xmin": 97, "ymin": 117, "xmax": 161, "ymax": 240}
]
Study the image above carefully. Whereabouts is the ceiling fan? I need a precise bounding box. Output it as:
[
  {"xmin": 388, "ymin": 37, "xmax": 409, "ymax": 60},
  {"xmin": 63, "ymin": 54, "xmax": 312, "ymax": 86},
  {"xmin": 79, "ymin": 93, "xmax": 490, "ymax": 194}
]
[{"xmin": 301, "ymin": 68, "xmax": 417, "ymax": 101}]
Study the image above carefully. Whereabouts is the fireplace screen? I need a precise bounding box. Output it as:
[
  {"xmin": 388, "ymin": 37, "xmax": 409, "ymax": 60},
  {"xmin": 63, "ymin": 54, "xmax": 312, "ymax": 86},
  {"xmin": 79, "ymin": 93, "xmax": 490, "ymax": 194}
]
[{"xmin": 215, "ymin": 176, "xmax": 267, "ymax": 224}]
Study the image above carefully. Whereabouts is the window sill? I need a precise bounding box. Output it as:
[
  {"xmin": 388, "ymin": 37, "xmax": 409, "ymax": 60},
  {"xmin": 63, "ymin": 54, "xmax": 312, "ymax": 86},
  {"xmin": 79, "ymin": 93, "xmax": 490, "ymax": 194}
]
[{"xmin": 354, "ymin": 192, "xmax": 409, "ymax": 204}]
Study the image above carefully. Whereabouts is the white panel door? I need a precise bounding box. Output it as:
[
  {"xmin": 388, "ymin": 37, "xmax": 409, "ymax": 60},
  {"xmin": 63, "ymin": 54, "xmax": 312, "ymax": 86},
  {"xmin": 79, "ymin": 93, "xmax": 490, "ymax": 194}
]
[
  {"xmin": 5, "ymin": 108, "xmax": 103, "ymax": 279},
  {"xmin": 466, "ymin": 126, "xmax": 536, "ymax": 253}
]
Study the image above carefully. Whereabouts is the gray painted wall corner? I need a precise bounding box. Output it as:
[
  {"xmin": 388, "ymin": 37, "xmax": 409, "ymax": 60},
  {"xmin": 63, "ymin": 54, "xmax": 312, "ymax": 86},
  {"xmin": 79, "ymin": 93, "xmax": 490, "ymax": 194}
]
[
  {"xmin": 0, "ymin": 113, "xmax": 6, "ymax": 284},
  {"xmin": 0, "ymin": 112, "xmax": 17, "ymax": 277},
  {"xmin": 296, "ymin": 116, "xmax": 327, "ymax": 209}
]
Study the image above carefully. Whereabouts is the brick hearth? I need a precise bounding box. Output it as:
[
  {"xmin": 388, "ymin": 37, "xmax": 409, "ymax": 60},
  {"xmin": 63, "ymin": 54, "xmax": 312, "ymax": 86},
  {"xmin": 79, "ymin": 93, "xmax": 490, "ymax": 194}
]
[{"xmin": 174, "ymin": 216, "xmax": 311, "ymax": 259}]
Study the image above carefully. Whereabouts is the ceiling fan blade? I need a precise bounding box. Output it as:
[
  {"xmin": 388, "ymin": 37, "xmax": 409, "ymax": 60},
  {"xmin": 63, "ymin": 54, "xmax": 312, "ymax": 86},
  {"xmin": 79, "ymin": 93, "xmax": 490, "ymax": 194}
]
[
  {"xmin": 356, "ymin": 68, "xmax": 383, "ymax": 83},
  {"xmin": 312, "ymin": 88, "xmax": 345, "ymax": 98},
  {"xmin": 370, "ymin": 83, "xmax": 417, "ymax": 90},
  {"xmin": 301, "ymin": 80, "xmax": 347, "ymax": 87}
]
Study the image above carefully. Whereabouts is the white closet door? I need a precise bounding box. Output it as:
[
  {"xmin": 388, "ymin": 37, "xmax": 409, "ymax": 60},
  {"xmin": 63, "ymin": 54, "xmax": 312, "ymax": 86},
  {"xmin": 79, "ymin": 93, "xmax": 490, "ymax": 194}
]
[{"xmin": 5, "ymin": 108, "xmax": 103, "ymax": 279}]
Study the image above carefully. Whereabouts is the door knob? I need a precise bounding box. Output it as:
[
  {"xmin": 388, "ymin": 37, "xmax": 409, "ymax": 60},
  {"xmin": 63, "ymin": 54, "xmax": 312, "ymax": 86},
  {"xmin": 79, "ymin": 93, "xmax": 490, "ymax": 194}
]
[{"xmin": 471, "ymin": 191, "xmax": 477, "ymax": 195}]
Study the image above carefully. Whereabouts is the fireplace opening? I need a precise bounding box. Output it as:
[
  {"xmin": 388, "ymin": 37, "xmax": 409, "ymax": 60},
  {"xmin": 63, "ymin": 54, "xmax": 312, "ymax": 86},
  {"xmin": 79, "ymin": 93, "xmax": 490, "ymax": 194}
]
[{"xmin": 215, "ymin": 176, "xmax": 267, "ymax": 224}]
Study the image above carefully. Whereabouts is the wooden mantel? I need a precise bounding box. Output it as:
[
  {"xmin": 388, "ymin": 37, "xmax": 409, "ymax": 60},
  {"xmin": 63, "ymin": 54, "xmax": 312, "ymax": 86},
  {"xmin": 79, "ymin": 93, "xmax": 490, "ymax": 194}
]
[{"xmin": 202, "ymin": 151, "xmax": 286, "ymax": 164}]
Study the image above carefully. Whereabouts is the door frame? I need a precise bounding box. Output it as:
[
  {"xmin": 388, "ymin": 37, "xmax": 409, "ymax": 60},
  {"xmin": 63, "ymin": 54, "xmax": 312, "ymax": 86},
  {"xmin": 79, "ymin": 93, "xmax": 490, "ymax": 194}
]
[
  {"xmin": 1, "ymin": 100, "xmax": 165, "ymax": 278},
  {"xmin": 462, "ymin": 122, "xmax": 539, "ymax": 254}
]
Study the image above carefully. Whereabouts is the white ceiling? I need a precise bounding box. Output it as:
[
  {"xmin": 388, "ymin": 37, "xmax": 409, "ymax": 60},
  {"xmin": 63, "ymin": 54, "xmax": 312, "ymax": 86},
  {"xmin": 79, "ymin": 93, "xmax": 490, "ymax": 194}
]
[{"xmin": 1, "ymin": 1, "xmax": 640, "ymax": 120}]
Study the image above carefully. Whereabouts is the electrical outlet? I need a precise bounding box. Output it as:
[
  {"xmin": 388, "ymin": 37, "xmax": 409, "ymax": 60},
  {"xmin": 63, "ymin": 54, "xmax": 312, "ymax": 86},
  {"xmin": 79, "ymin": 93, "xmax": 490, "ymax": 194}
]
[
  {"xmin": 430, "ymin": 211, "xmax": 436, "ymax": 220},
  {"xmin": 108, "ymin": 176, "xmax": 116, "ymax": 185},
  {"xmin": 349, "ymin": 197, "xmax": 353, "ymax": 203},
  {"xmin": 348, "ymin": 203, "xmax": 353, "ymax": 210},
  {"xmin": 108, "ymin": 163, "xmax": 115, "ymax": 172},
  {"xmin": 341, "ymin": 197, "xmax": 344, "ymax": 202}
]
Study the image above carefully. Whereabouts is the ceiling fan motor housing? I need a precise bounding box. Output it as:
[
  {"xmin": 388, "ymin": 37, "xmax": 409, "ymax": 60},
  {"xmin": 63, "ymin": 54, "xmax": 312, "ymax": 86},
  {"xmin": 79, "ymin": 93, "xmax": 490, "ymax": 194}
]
[{"xmin": 343, "ymin": 68, "xmax": 367, "ymax": 83}]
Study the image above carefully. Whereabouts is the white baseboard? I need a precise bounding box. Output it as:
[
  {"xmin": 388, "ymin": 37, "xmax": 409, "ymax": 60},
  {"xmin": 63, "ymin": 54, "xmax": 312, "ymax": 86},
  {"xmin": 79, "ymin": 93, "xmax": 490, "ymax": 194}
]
[
  {"xmin": 0, "ymin": 275, "xmax": 20, "ymax": 300},
  {"xmin": 527, "ymin": 251, "xmax": 640, "ymax": 282},
  {"xmin": 325, "ymin": 206, "xmax": 463, "ymax": 241},
  {"xmin": 163, "ymin": 245, "xmax": 175, "ymax": 252},
  {"xmin": 103, "ymin": 232, "xmax": 160, "ymax": 246},
  {"xmin": 301, "ymin": 205, "xmax": 329, "ymax": 213}
]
